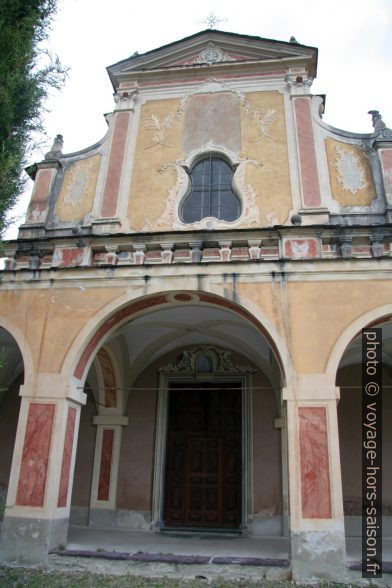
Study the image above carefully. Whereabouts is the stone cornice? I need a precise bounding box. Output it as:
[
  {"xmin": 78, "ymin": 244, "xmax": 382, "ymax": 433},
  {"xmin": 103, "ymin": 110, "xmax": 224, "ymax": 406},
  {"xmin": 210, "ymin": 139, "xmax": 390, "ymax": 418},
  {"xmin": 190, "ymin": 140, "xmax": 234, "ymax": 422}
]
[{"xmin": 3, "ymin": 224, "xmax": 391, "ymax": 273}]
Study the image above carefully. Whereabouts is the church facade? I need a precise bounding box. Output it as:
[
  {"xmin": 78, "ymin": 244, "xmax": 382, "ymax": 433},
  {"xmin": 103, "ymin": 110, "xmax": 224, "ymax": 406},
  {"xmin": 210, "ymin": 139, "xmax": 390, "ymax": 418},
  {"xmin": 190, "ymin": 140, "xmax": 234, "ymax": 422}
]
[{"xmin": 0, "ymin": 30, "xmax": 391, "ymax": 582}]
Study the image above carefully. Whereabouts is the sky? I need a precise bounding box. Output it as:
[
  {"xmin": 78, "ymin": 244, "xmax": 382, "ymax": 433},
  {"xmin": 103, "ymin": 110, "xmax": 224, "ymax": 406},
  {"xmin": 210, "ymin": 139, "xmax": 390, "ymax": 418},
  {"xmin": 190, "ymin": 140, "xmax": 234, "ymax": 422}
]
[{"xmin": 4, "ymin": 0, "xmax": 392, "ymax": 239}]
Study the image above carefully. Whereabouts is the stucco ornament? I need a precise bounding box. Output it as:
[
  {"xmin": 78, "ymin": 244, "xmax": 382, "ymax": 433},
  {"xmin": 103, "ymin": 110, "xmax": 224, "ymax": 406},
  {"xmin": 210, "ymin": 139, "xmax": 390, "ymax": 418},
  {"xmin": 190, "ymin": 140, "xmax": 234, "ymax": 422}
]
[
  {"xmin": 159, "ymin": 345, "xmax": 256, "ymax": 374},
  {"xmin": 143, "ymin": 113, "xmax": 177, "ymax": 149},
  {"xmin": 193, "ymin": 42, "xmax": 235, "ymax": 65},
  {"xmin": 143, "ymin": 142, "xmax": 262, "ymax": 231},
  {"xmin": 251, "ymin": 108, "xmax": 279, "ymax": 142},
  {"xmin": 63, "ymin": 157, "xmax": 99, "ymax": 206},
  {"xmin": 368, "ymin": 110, "xmax": 392, "ymax": 139},
  {"xmin": 45, "ymin": 134, "xmax": 63, "ymax": 160},
  {"xmin": 333, "ymin": 145, "xmax": 368, "ymax": 195},
  {"xmin": 241, "ymin": 96, "xmax": 280, "ymax": 143}
]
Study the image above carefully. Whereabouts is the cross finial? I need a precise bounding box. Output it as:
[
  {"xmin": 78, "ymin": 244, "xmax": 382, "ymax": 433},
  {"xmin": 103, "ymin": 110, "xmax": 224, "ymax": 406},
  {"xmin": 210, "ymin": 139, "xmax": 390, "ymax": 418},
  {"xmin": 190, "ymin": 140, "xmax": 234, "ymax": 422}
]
[{"xmin": 202, "ymin": 11, "xmax": 226, "ymax": 29}]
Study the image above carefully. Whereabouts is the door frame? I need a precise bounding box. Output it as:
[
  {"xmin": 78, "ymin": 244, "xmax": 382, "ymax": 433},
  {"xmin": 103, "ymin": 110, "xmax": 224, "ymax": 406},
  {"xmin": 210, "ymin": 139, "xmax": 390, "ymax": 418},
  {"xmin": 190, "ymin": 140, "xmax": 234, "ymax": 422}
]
[{"xmin": 151, "ymin": 372, "xmax": 253, "ymax": 532}]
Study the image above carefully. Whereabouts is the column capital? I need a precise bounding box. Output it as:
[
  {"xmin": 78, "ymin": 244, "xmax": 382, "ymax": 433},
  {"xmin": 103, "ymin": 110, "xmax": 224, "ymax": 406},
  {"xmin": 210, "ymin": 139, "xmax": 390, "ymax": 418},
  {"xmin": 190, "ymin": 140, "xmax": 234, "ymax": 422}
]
[
  {"xmin": 283, "ymin": 374, "xmax": 340, "ymax": 401},
  {"xmin": 19, "ymin": 374, "xmax": 86, "ymax": 405},
  {"xmin": 93, "ymin": 415, "xmax": 129, "ymax": 426}
]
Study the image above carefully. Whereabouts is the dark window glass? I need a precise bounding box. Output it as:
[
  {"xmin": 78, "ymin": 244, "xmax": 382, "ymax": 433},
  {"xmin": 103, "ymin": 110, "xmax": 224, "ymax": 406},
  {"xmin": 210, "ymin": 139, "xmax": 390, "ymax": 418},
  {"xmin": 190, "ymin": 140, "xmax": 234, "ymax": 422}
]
[
  {"xmin": 196, "ymin": 354, "xmax": 213, "ymax": 373},
  {"xmin": 181, "ymin": 155, "xmax": 241, "ymax": 223}
]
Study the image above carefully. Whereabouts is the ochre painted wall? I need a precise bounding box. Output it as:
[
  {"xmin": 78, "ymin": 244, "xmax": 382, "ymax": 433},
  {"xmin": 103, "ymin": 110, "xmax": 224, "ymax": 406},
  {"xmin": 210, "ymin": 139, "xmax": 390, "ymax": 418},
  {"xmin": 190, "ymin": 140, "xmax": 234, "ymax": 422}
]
[
  {"xmin": 128, "ymin": 98, "xmax": 184, "ymax": 231},
  {"xmin": 0, "ymin": 277, "xmax": 390, "ymax": 376},
  {"xmin": 240, "ymin": 91, "xmax": 292, "ymax": 226},
  {"xmin": 128, "ymin": 90, "xmax": 292, "ymax": 231}
]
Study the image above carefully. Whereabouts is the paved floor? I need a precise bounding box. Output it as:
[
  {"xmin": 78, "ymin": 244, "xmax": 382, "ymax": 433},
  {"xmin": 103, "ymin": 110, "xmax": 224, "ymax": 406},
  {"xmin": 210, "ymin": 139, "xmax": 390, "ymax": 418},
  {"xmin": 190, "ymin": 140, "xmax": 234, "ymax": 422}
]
[
  {"xmin": 66, "ymin": 526, "xmax": 392, "ymax": 562},
  {"xmin": 67, "ymin": 526, "xmax": 289, "ymax": 559}
]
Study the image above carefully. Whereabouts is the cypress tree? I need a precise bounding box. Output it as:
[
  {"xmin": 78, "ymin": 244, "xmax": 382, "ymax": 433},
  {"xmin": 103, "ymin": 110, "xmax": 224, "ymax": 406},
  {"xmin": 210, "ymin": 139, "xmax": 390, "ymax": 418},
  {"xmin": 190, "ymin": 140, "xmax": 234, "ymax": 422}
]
[{"xmin": 0, "ymin": 0, "xmax": 66, "ymax": 236}]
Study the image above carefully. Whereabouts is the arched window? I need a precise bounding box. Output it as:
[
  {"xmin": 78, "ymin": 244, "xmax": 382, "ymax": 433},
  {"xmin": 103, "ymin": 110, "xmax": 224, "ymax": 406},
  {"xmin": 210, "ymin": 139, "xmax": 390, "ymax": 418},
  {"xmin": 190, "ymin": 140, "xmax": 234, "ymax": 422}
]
[{"xmin": 181, "ymin": 155, "xmax": 241, "ymax": 223}]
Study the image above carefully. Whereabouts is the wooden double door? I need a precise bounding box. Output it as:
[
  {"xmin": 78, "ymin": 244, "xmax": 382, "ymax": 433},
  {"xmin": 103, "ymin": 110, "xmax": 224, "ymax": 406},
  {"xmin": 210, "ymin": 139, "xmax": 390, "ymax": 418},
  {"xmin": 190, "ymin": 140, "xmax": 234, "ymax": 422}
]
[{"xmin": 164, "ymin": 382, "xmax": 242, "ymax": 529}]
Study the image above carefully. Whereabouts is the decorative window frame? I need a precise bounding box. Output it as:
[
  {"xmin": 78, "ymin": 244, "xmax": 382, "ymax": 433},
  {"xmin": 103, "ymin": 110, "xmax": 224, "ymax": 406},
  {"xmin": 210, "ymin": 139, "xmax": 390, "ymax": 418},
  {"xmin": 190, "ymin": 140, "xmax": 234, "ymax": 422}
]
[
  {"xmin": 151, "ymin": 345, "xmax": 255, "ymax": 532},
  {"xmin": 152, "ymin": 142, "xmax": 262, "ymax": 231}
]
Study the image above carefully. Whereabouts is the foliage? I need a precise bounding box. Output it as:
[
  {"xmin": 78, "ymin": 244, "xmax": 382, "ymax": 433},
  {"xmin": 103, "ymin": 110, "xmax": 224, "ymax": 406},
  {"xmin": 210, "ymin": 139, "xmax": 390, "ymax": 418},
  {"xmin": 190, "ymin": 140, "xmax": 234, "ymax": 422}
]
[{"xmin": 0, "ymin": 0, "xmax": 67, "ymax": 236}]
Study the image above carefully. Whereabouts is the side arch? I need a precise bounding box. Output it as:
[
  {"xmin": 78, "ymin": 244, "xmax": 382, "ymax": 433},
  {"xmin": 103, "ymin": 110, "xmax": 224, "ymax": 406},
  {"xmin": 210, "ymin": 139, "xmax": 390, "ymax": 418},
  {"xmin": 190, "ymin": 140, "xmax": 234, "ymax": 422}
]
[
  {"xmin": 325, "ymin": 303, "xmax": 392, "ymax": 385},
  {"xmin": 0, "ymin": 317, "xmax": 34, "ymax": 384}
]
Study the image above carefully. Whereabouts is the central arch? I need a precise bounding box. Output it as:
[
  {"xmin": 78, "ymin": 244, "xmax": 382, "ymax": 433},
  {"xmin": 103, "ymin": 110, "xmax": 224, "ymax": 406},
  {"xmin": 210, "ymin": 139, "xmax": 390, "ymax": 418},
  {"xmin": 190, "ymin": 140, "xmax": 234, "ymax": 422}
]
[
  {"xmin": 72, "ymin": 291, "xmax": 287, "ymax": 385},
  {"xmin": 68, "ymin": 290, "xmax": 289, "ymax": 536}
]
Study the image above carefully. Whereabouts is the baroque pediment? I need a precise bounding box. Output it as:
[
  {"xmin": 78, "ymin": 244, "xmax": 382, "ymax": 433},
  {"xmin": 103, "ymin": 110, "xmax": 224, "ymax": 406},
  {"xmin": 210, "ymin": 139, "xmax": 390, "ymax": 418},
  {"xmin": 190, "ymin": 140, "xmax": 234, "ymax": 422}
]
[
  {"xmin": 159, "ymin": 345, "xmax": 257, "ymax": 375},
  {"xmin": 107, "ymin": 29, "xmax": 317, "ymax": 87}
]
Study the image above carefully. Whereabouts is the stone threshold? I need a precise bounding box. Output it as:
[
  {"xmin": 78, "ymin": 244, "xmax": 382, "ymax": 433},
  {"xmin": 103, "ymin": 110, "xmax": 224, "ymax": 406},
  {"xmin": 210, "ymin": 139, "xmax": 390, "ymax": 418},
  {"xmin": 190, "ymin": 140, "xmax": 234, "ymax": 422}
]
[{"xmin": 50, "ymin": 549, "xmax": 290, "ymax": 567}]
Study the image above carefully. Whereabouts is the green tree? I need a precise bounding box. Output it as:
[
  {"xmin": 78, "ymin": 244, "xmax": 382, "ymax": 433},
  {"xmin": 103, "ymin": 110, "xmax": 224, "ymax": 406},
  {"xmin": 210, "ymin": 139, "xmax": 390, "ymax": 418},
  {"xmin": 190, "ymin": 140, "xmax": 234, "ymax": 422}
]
[{"xmin": 0, "ymin": 0, "xmax": 67, "ymax": 236}]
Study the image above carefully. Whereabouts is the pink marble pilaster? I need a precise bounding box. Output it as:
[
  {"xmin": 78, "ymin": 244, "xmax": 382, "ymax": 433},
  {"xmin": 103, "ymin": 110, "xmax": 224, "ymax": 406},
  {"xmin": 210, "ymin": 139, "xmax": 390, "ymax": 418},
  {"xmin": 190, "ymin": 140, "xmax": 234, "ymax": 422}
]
[
  {"xmin": 100, "ymin": 112, "xmax": 130, "ymax": 217},
  {"xmin": 294, "ymin": 98, "xmax": 321, "ymax": 207},
  {"xmin": 298, "ymin": 406, "xmax": 332, "ymax": 518},
  {"xmin": 380, "ymin": 149, "xmax": 392, "ymax": 204},
  {"xmin": 97, "ymin": 429, "xmax": 114, "ymax": 501},
  {"xmin": 57, "ymin": 407, "xmax": 77, "ymax": 507},
  {"xmin": 16, "ymin": 403, "xmax": 55, "ymax": 507},
  {"xmin": 26, "ymin": 168, "xmax": 54, "ymax": 223}
]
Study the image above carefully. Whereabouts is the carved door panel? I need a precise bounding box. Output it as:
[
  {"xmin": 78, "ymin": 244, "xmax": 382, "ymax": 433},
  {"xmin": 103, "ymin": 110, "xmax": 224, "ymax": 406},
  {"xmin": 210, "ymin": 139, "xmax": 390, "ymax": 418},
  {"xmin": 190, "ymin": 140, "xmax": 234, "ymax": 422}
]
[{"xmin": 164, "ymin": 382, "xmax": 241, "ymax": 528}]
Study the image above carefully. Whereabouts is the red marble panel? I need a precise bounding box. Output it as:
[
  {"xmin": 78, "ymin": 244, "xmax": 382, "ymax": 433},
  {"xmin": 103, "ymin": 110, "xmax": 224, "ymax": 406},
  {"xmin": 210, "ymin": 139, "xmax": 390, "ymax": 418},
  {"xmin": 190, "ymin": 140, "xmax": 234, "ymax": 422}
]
[
  {"xmin": 380, "ymin": 149, "xmax": 392, "ymax": 201},
  {"xmin": 55, "ymin": 247, "xmax": 85, "ymax": 267},
  {"xmin": 299, "ymin": 407, "xmax": 332, "ymax": 518},
  {"xmin": 381, "ymin": 149, "xmax": 392, "ymax": 170},
  {"xmin": 31, "ymin": 169, "xmax": 53, "ymax": 202},
  {"xmin": 294, "ymin": 98, "xmax": 321, "ymax": 207},
  {"xmin": 284, "ymin": 238, "xmax": 318, "ymax": 259},
  {"xmin": 27, "ymin": 201, "xmax": 47, "ymax": 223},
  {"xmin": 261, "ymin": 247, "xmax": 279, "ymax": 255},
  {"xmin": 145, "ymin": 251, "xmax": 162, "ymax": 260},
  {"xmin": 97, "ymin": 429, "xmax": 114, "ymax": 501},
  {"xmin": 101, "ymin": 112, "xmax": 130, "ymax": 217},
  {"xmin": 173, "ymin": 250, "xmax": 190, "ymax": 258},
  {"xmin": 57, "ymin": 407, "xmax": 77, "ymax": 507},
  {"xmin": 16, "ymin": 403, "xmax": 55, "ymax": 507}
]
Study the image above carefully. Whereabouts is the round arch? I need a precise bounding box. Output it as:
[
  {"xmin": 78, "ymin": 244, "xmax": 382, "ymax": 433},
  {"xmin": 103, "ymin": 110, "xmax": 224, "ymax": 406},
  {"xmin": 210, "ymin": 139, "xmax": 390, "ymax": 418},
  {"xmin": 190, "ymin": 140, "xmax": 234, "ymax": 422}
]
[
  {"xmin": 324, "ymin": 303, "xmax": 392, "ymax": 386},
  {"xmin": 63, "ymin": 290, "xmax": 291, "ymax": 388},
  {"xmin": 0, "ymin": 317, "xmax": 33, "ymax": 385}
]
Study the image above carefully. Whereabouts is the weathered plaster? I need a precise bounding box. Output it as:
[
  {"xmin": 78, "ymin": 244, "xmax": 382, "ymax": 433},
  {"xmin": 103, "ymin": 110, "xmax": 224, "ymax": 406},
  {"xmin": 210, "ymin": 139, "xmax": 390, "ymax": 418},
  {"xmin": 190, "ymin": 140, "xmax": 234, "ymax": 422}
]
[
  {"xmin": 55, "ymin": 155, "xmax": 101, "ymax": 222},
  {"xmin": 291, "ymin": 530, "xmax": 347, "ymax": 582},
  {"xmin": 128, "ymin": 98, "xmax": 184, "ymax": 230},
  {"xmin": 0, "ymin": 515, "xmax": 68, "ymax": 564}
]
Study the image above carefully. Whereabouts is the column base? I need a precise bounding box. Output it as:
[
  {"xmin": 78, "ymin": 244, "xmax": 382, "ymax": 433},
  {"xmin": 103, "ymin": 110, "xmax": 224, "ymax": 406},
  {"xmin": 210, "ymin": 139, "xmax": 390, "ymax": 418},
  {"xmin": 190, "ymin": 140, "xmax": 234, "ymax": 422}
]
[
  {"xmin": 291, "ymin": 529, "xmax": 348, "ymax": 582},
  {"xmin": 0, "ymin": 515, "xmax": 68, "ymax": 564}
]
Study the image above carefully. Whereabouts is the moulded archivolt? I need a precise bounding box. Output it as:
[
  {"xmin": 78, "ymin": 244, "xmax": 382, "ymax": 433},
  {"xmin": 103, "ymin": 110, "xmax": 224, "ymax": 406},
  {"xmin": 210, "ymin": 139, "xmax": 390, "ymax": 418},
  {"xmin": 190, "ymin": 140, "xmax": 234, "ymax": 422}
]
[{"xmin": 142, "ymin": 142, "xmax": 262, "ymax": 231}]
